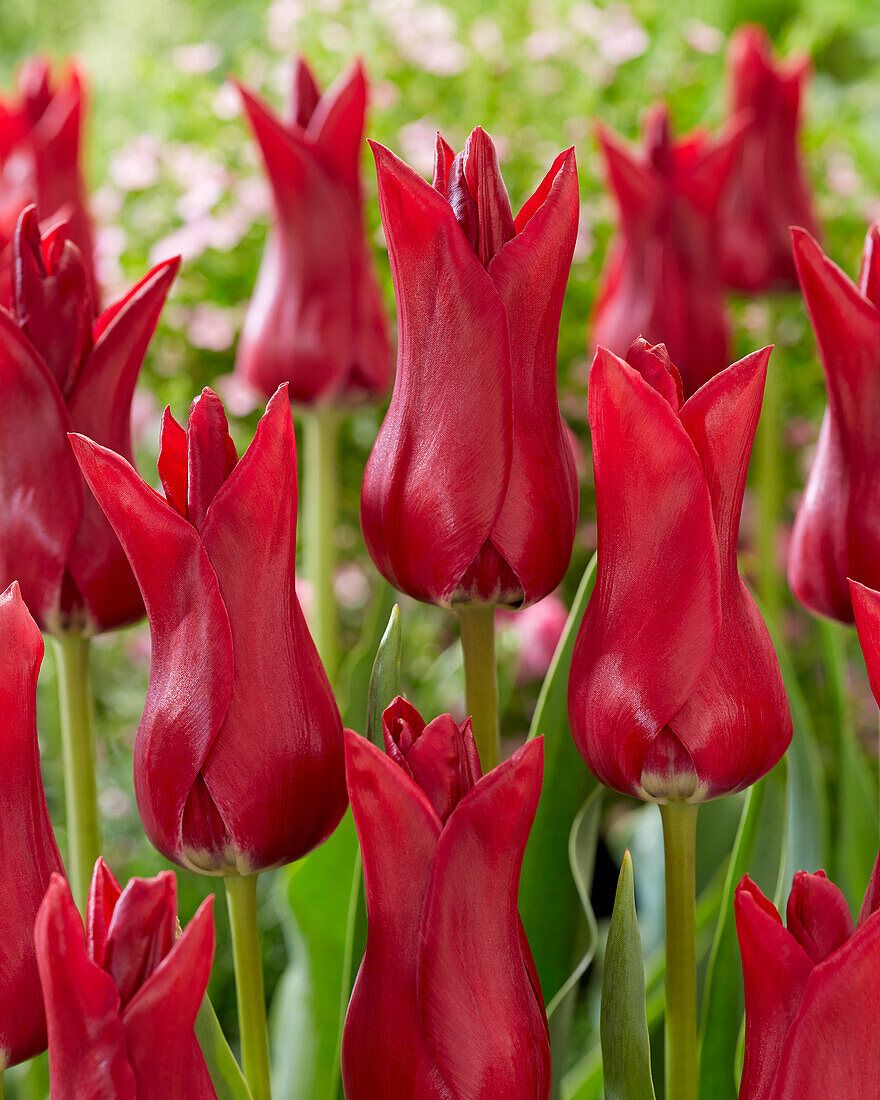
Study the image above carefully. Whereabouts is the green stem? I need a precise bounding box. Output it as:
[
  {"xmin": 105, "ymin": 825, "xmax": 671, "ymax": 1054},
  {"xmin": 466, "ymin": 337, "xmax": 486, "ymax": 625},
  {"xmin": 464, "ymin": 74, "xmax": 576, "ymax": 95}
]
[
  {"xmin": 660, "ymin": 801, "xmax": 699, "ymax": 1100},
  {"xmin": 303, "ymin": 406, "xmax": 339, "ymax": 679},
  {"xmin": 756, "ymin": 342, "xmax": 782, "ymax": 628},
  {"xmin": 225, "ymin": 874, "xmax": 272, "ymax": 1100},
  {"xmin": 456, "ymin": 604, "xmax": 500, "ymax": 771},
  {"xmin": 52, "ymin": 632, "xmax": 101, "ymax": 912}
]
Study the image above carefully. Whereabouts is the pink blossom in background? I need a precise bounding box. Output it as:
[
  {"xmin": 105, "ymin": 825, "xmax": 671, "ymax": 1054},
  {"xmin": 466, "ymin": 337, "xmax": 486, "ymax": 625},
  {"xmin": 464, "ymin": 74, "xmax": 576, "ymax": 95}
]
[{"xmin": 498, "ymin": 594, "xmax": 569, "ymax": 682}]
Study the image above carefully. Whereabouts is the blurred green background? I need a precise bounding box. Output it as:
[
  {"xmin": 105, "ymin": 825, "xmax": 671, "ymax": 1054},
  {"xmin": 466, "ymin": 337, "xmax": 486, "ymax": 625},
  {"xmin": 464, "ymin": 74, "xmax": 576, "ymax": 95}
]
[{"xmin": 2, "ymin": 0, "xmax": 880, "ymax": 1095}]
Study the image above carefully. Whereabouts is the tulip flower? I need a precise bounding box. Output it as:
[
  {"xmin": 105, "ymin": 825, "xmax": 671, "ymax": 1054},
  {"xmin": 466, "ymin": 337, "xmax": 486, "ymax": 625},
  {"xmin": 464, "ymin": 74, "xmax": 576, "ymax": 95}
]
[
  {"xmin": 0, "ymin": 57, "xmax": 96, "ymax": 303},
  {"xmin": 0, "ymin": 205, "xmax": 179, "ymax": 635},
  {"xmin": 736, "ymin": 854, "xmax": 880, "ymax": 1098},
  {"xmin": 591, "ymin": 104, "xmax": 744, "ymax": 397},
  {"xmin": 720, "ymin": 26, "xmax": 818, "ymax": 293},
  {"xmin": 69, "ymin": 385, "xmax": 347, "ymax": 874},
  {"xmin": 787, "ymin": 225, "xmax": 880, "ymax": 622},
  {"xmin": 35, "ymin": 860, "xmax": 216, "ymax": 1098},
  {"xmin": 342, "ymin": 700, "xmax": 551, "ymax": 1099},
  {"xmin": 361, "ymin": 127, "xmax": 579, "ymax": 609},
  {"xmin": 568, "ymin": 339, "xmax": 791, "ymax": 801},
  {"xmin": 234, "ymin": 58, "xmax": 391, "ymax": 405},
  {"xmin": 0, "ymin": 581, "xmax": 65, "ymax": 1071}
]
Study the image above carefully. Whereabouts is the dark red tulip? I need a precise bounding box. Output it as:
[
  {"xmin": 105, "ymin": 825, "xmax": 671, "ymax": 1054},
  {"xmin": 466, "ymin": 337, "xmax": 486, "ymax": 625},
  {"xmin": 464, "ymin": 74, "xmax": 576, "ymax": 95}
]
[
  {"xmin": 736, "ymin": 855, "xmax": 880, "ymax": 1098},
  {"xmin": 0, "ymin": 207, "xmax": 178, "ymax": 635},
  {"xmin": 342, "ymin": 700, "xmax": 550, "ymax": 1099},
  {"xmin": 35, "ymin": 860, "xmax": 216, "ymax": 1099},
  {"xmin": 568, "ymin": 339, "xmax": 791, "ymax": 801},
  {"xmin": 234, "ymin": 57, "xmax": 391, "ymax": 404},
  {"xmin": 0, "ymin": 581, "xmax": 65, "ymax": 1070},
  {"xmin": 361, "ymin": 127, "xmax": 579, "ymax": 608},
  {"xmin": 0, "ymin": 57, "xmax": 96, "ymax": 303},
  {"xmin": 720, "ymin": 25, "xmax": 818, "ymax": 293},
  {"xmin": 788, "ymin": 225, "xmax": 880, "ymax": 622},
  {"xmin": 69, "ymin": 385, "xmax": 347, "ymax": 874},
  {"xmin": 591, "ymin": 104, "xmax": 744, "ymax": 397}
]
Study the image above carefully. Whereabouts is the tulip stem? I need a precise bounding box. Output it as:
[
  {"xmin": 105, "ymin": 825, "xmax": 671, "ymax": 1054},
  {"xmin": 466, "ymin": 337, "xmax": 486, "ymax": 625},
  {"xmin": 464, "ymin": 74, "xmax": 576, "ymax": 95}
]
[
  {"xmin": 755, "ymin": 339, "xmax": 782, "ymax": 628},
  {"xmin": 52, "ymin": 632, "xmax": 102, "ymax": 912},
  {"xmin": 456, "ymin": 604, "xmax": 500, "ymax": 771},
  {"xmin": 660, "ymin": 800, "xmax": 699, "ymax": 1100},
  {"xmin": 303, "ymin": 405, "xmax": 339, "ymax": 680},
  {"xmin": 225, "ymin": 873, "xmax": 272, "ymax": 1100}
]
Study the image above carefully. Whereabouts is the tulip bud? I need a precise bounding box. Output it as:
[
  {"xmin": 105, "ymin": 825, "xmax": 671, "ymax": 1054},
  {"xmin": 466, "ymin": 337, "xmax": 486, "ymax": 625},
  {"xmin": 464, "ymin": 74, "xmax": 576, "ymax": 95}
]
[
  {"xmin": 234, "ymin": 57, "xmax": 391, "ymax": 405},
  {"xmin": 590, "ymin": 104, "xmax": 745, "ymax": 397},
  {"xmin": 736, "ymin": 852, "xmax": 880, "ymax": 1097},
  {"xmin": 0, "ymin": 581, "xmax": 65, "ymax": 1070},
  {"xmin": 568, "ymin": 340, "xmax": 791, "ymax": 801},
  {"xmin": 788, "ymin": 225, "xmax": 880, "ymax": 622},
  {"xmin": 0, "ymin": 206, "xmax": 179, "ymax": 635},
  {"xmin": 361, "ymin": 127, "xmax": 579, "ymax": 609},
  {"xmin": 35, "ymin": 860, "xmax": 216, "ymax": 1098},
  {"xmin": 69, "ymin": 385, "xmax": 347, "ymax": 874},
  {"xmin": 342, "ymin": 700, "xmax": 551, "ymax": 1098},
  {"xmin": 720, "ymin": 25, "xmax": 818, "ymax": 293}
]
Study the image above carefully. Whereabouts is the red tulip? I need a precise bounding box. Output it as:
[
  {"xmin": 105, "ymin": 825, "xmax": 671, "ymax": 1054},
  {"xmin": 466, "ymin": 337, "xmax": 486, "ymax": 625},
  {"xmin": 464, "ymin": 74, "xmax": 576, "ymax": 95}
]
[
  {"xmin": 568, "ymin": 339, "xmax": 791, "ymax": 801},
  {"xmin": 590, "ymin": 104, "xmax": 744, "ymax": 397},
  {"xmin": 35, "ymin": 860, "xmax": 216, "ymax": 1099},
  {"xmin": 0, "ymin": 206, "xmax": 178, "ymax": 635},
  {"xmin": 342, "ymin": 700, "xmax": 550, "ymax": 1098},
  {"xmin": 720, "ymin": 25, "xmax": 818, "ymax": 293},
  {"xmin": 0, "ymin": 57, "xmax": 96, "ymax": 304},
  {"xmin": 69, "ymin": 385, "xmax": 347, "ymax": 874},
  {"xmin": 0, "ymin": 581, "xmax": 65, "ymax": 1070},
  {"xmin": 361, "ymin": 127, "xmax": 579, "ymax": 608},
  {"xmin": 736, "ymin": 854, "xmax": 880, "ymax": 1098},
  {"xmin": 234, "ymin": 58, "xmax": 391, "ymax": 404},
  {"xmin": 788, "ymin": 225, "xmax": 880, "ymax": 622}
]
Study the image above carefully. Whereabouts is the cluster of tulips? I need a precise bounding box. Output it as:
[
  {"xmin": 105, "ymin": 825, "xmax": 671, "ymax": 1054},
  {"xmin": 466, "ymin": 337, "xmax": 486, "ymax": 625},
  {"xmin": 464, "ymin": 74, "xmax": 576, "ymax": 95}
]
[{"xmin": 2, "ymin": 19, "xmax": 880, "ymax": 1100}]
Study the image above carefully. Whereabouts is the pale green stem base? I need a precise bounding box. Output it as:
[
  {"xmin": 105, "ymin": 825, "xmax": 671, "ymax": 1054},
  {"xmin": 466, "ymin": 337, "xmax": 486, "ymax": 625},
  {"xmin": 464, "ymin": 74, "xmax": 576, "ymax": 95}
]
[
  {"xmin": 52, "ymin": 633, "xmax": 101, "ymax": 912},
  {"xmin": 660, "ymin": 801, "xmax": 699, "ymax": 1100},
  {"xmin": 303, "ymin": 406, "xmax": 339, "ymax": 680},
  {"xmin": 456, "ymin": 604, "xmax": 500, "ymax": 771},
  {"xmin": 756, "ymin": 344, "xmax": 782, "ymax": 628},
  {"xmin": 225, "ymin": 874, "xmax": 272, "ymax": 1100}
]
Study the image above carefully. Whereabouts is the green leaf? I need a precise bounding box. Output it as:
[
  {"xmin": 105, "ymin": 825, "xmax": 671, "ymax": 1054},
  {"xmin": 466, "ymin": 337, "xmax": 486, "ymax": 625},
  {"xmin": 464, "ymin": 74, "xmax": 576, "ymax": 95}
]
[
  {"xmin": 520, "ymin": 553, "xmax": 598, "ymax": 1009},
  {"xmin": 366, "ymin": 604, "xmax": 402, "ymax": 745},
  {"xmin": 601, "ymin": 851, "xmax": 656, "ymax": 1100},
  {"xmin": 337, "ymin": 579, "xmax": 398, "ymax": 730},
  {"xmin": 195, "ymin": 993, "xmax": 253, "ymax": 1100}
]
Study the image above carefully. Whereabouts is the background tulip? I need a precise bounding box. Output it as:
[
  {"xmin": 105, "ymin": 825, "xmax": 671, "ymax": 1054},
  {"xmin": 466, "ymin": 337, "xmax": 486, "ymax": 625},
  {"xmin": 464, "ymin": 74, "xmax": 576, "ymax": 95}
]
[
  {"xmin": 342, "ymin": 700, "xmax": 551, "ymax": 1099},
  {"xmin": 736, "ymin": 855, "xmax": 880, "ymax": 1098},
  {"xmin": 568, "ymin": 340, "xmax": 791, "ymax": 801},
  {"xmin": 69, "ymin": 384, "xmax": 347, "ymax": 874},
  {"xmin": 361, "ymin": 127, "xmax": 578, "ymax": 609},
  {"xmin": 0, "ymin": 206, "xmax": 179, "ymax": 636},
  {"xmin": 720, "ymin": 26, "xmax": 818, "ymax": 294},
  {"xmin": 0, "ymin": 581, "xmax": 65, "ymax": 1072},
  {"xmin": 590, "ymin": 104, "xmax": 744, "ymax": 397},
  {"xmin": 35, "ymin": 860, "xmax": 216, "ymax": 1099},
  {"xmin": 788, "ymin": 224, "xmax": 880, "ymax": 622},
  {"xmin": 234, "ymin": 57, "xmax": 391, "ymax": 405}
]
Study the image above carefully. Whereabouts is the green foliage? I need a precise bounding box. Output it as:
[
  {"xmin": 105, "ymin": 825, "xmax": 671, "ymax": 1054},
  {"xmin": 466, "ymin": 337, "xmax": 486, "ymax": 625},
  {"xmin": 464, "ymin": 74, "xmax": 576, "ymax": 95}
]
[{"xmin": 195, "ymin": 994, "xmax": 253, "ymax": 1100}]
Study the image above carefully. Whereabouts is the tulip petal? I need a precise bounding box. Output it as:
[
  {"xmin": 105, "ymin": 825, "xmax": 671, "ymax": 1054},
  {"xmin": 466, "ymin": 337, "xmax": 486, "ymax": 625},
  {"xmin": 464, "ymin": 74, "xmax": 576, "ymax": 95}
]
[
  {"xmin": 361, "ymin": 142, "xmax": 511, "ymax": 605},
  {"xmin": 403, "ymin": 714, "xmax": 481, "ymax": 823},
  {"xmin": 86, "ymin": 857, "xmax": 122, "ymax": 968},
  {"xmin": 462, "ymin": 127, "xmax": 515, "ymax": 266},
  {"xmin": 670, "ymin": 349, "xmax": 791, "ymax": 798},
  {"xmin": 568, "ymin": 348, "xmax": 720, "ymax": 798},
  {"xmin": 594, "ymin": 122, "xmax": 661, "ymax": 231},
  {"xmin": 342, "ymin": 732, "xmax": 451, "ymax": 1098},
  {"xmin": 185, "ymin": 389, "xmax": 237, "ymax": 530},
  {"xmin": 35, "ymin": 874, "xmax": 136, "ymax": 1100},
  {"xmin": 432, "ymin": 131, "xmax": 455, "ymax": 192},
  {"xmin": 289, "ymin": 57, "xmax": 321, "ymax": 129},
  {"xmin": 735, "ymin": 876, "xmax": 813, "ymax": 1100},
  {"xmin": 858, "ymin": 222, "xmax": 880, "ymax": 310},
  {"xmin": 785, "ymin": 870, "xmax": 854, "ymax": 963},
  {"xmin": 770, "ymin": 911, "xmax": 880, "ymax": 1098},
  {"xmin": 788, "ymin": 227, "xmax": 880, "ymax": 621},
  {"xmin": 419, "ymin": 737, "xmax": 550, "ymax": 1099},
  {"xmin": 157, "ymin": 407, "xmax": 187, "ymax": 516},
  {"xmin": 198, "ymin": 388, "xmax": 347, "ymax": 870},
  {"xmin": 0, "ymin": 308, "xmax": 81, "ymax": 629},
  {"xmin": 122, "ymin": 896, "xmax": 216, "ymax": 1100},
  {"xmin": 69, "ymin": 434, "xmax": 233, "ymax": 870},
  {"xmin": 307, "ymin": 58, "xmax": 366, "ymax": 201},
  {"xmin": 64, "ymin": 256, "xmax": 180, "ymax": 632},
  {"xmin": 858, "ymin": 839, "xmax": 880, "ymax": 926},
  {"xmin": 0, "ymin": 584, "xmax": 65, "ymax": 1067},
  {"xmin": 103, "ymin": 873, "xmax": 177, "ymax": 1009},
  {"xmin": 487, "ymin": 148, "xmax": 579, "ymax": 605}
]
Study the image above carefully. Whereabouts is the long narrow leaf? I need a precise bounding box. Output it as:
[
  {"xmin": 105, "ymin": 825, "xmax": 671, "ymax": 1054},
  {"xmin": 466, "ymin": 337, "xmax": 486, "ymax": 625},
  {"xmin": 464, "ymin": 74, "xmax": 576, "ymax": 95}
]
[{"xmin": 195, "ymin": 993, "xmax": 253, "ymax": 1100}]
